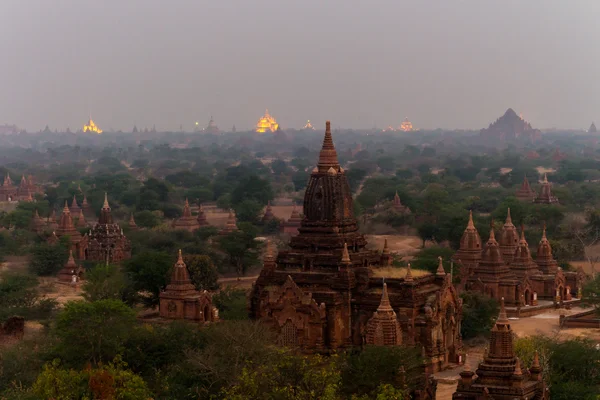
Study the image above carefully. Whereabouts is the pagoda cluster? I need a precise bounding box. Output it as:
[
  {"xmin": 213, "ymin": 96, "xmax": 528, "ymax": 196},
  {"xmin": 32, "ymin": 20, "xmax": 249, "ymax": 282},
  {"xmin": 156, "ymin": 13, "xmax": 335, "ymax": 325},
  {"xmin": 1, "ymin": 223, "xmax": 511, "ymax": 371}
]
[
  {"xmin": 0, "ymin": 174, "xmax": 43, "ymax": 202},
  {"xmin": 453, "ymin": 209, "xmax": 582, "ymax": 312},
  {"xmin": 515, "ymin": 174, "xmax": 559, "ymax": 204}
]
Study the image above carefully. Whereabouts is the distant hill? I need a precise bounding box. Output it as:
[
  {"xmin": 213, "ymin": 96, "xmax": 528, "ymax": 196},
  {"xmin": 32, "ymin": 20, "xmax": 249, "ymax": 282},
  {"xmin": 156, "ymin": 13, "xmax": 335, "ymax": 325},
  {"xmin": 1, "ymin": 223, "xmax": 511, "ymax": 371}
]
[{"xmin": 480, "ymin": 108, "xmax": 541, "ymax": 142}]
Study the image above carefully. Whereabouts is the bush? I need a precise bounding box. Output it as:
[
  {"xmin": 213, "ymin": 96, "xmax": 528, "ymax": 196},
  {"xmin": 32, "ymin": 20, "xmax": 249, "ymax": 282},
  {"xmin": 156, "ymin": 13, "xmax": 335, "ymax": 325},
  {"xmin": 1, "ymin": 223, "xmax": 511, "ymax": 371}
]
[
  {"xmin": 184, "ymin": 254, "xmax": 219, "ymax": 291},
  {"xmin": 0, "ymin": 272, "xmax": 58, "ymax": 322},
  {"xmin": 82, "ymin": 264, "xmax": 136, "ymax": 304},
  {"xmin": 133, "ymin": 210, "xmax": 161, "ymax": 228}
]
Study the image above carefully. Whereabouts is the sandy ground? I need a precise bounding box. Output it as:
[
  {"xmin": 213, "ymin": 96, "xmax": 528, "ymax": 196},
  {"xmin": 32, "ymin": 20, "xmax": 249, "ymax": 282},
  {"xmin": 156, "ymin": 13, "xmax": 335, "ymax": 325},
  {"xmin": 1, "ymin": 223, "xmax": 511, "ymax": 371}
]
[
  {"xmin": 204, "ymin": 205, "xmax": 304, "ymax": 227},
  {"xmin": 365, "ymin": 235, "xmax": 423, "ymax": 258}
]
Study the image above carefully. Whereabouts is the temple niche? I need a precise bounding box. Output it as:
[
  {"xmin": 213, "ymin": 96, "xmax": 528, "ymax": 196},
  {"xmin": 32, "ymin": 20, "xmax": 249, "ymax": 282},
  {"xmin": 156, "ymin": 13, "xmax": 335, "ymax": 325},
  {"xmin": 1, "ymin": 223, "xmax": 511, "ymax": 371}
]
[
  {"xmin": 159, "ymin": 250, "xmax": 218, "ymax": 323},
  {"xmin": 454, "ymin": 211, "xmax": 582, "ymax": 312},
  {"xmin": 250, "ymin": 122, "xmax": 463, "ymax": 377},
  {"xmin": 86, "ymin": 193, "xmax": 131, "ymax": 263},
  {"xmin": 453, "ymin": 299, "xmax": 548, "ymax": 400}
]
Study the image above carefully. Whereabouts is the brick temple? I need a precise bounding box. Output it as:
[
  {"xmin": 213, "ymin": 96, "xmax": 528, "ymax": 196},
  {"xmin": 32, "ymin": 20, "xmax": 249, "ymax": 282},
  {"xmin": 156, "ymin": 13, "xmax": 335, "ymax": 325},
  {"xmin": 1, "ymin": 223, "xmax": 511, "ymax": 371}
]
[
  {"xmin": 86, "ymin": 193, "xmax": 131, "ymax": 263},
  {"xmin": 250, "ymin": 122, "xmax": 463, "ymax": 375}
]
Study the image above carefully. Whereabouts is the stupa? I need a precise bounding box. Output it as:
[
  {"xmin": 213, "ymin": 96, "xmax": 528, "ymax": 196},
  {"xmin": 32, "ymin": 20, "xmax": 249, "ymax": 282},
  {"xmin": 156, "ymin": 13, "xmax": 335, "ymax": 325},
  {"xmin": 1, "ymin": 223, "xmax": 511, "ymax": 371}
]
[
  {"xmin": 204, "ymin": 116, "xmax": 220, "ymax": 134},
  {"xmin": 70, "ymin": 195, "xmax": 82, "ymax": 216},
  {"xmin": 81, "ymin": 195, "xmax": 93, "ymax": 218},
  {"xmin": 47, "ymin": 209, "xmax": 58, "ymax": 231},
  {"xmin": 220, "ymin": 210, "xmax": 239, "ymax": 234},
  {"xmin": 30, "ymin": 209, "xmax": 46, "ymax": 233},
  {"xmin": 57, "ymin": 250, "xmax": 84, "ymax": 283},
  {"xmin": 83, "ymin": 118, "xmax": 103, "ymax": 134},
  {"xmin": 196, "ymin": 204, "xmax": 209, "ymax": 227},
  {"xmin": 172, "ymin": 199, "xmax": 200, "ymax": 232},
  {"xmin": 0, "ymin": 173, "xmax": 16, "ymax": 201},
  {"xmin": 589, "ymin": 122, "xmax": 597, "ymax": 133},
  {"xmin": 452, "ymin": 211, "xmax": 482, "ymax": 274},
  {"xmin": 262, "ymin": 201, "xmax": 274, "ymax": 222},
  {"xmin": 281, "ymin": 203, "xmax": 302, "ymax": 236},
  {"xmin": 498, "ymin": 208, "xmax": 519, "ymax": 264},
  {"xmin": 533, "ymin": 174, "xmax": 559, "ymax": 204},
  {"xmin": 128, "ymin": 213, "xmax": 138, "ymax": 231},
  {"xmin": 392, "ymin": 191, "xmax": 410, "ymax": 214},
  {"xmin": 364, "ymin": 281, "xmax": 402, "ymax": 346},
  {"xmin": 302, "ymin": 120, "xmax": 315, "ymax": 130},
  {"xmin": 159, "ymin": 250, "xmax": 217, "ymax": 322},
  {"xmin": 399, "ymin": 117, "xmax": 413, "ymax": 132},
  {"xmin": 76, "ymin": 210, "xmax": 88, "ymax": 228},
  {"xmin": 255, "ymin": 109, "xmax": 279, "ymax": 133},
  {"xmin": 53, "ymin": 201, "xmax": 86, "ymax": 259}
]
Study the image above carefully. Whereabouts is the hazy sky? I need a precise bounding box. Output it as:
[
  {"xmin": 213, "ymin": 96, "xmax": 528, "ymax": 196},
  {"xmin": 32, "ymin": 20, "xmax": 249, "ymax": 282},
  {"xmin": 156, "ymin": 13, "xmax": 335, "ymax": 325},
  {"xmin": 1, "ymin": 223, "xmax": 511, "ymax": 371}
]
[{"xmin": 2, "ymin": 1, "xmax": 599, "ymax": 132}]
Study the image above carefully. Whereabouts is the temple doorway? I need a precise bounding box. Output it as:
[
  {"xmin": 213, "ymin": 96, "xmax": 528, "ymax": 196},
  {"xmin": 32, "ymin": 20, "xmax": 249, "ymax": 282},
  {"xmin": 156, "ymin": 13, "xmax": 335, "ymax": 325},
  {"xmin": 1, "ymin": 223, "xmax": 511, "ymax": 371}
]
[
  {"xmin": 524, "ymin": 289, "xmax": 532, "ymax": 306},
  {"xmin": 203, "ymin": 304, "xmax": 211, "ymax": 322}
]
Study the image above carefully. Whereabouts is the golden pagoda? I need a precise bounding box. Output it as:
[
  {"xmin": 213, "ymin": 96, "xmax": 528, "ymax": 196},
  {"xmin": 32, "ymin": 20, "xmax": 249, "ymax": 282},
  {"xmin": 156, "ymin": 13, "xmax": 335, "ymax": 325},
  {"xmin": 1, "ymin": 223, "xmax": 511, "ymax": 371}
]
[
  {"xmin": 83, "ymin": 118, "xmax": 103, "ymax": 134},
  {"xmin": 399, "ymin": 117, "xmax": 413, "ymax": 132},
  {"xmin": 256, "ymin": 109, "xmax": 279, "ymax": 133},
  {"xmin": 303, "ymin": 120, "xmax": 315, "ymax": 130}
]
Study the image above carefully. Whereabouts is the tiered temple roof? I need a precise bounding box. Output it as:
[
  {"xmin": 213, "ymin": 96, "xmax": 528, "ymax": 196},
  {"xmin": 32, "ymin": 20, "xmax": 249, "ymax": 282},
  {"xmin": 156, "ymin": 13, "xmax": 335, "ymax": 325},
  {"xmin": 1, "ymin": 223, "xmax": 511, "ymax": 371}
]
[
  {"xmin": 453, "ymin": 298, "xmax": 548, "ymax": 399},
  {"xmin": 30, "ymin": 209, "xmax": 46, "ymax": 233},
  {"xmin": 392, "ymin": 191, "xmax": 410, "ymax": 214},
  {"xmin": 172, "ymin": 199, "xmax": 200, "ymax": 232},
  {"xmin": 510, "ymin": 226, "xmax": 542, "ymax": 278},
  {"xmin": 365, "ymin": 282, "xmax": 402, "ymax": 346},
  {"xmin": 499, "ymin": 208, "xmax": 519, "ymax": 264},
  {"xmin": 57, "ymin": 250, "xmax": 83, "ymax": 282},
  {"xmin": 533, "ymin": 174, "xmax": 559, "ymax": 204},
  {"xmin": 70, "ymin": 195, "xmax": 82, "ymax": 216},
  {"xmin": 128, "ymin": 213, "xmax": 138, "ymax": 231},
  {"xmin": 452, "ymin": 211, "xmax": 482, "ymax": 270},
  {"xmin": 256, "ymin": 109, "xmax": 279, "ymax": 133},
  {"xmin": 56, "ymin": 201, "xmax": 82, "ymax": 241},
  {"xmin": 535, "ymin": 226, "xmax": 559, "ymax": 275}
]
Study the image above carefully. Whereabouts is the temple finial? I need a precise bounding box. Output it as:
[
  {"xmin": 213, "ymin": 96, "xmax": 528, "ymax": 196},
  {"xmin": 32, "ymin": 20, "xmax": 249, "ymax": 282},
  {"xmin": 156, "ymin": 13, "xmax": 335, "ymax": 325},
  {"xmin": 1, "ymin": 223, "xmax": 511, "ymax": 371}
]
[
  {"xmin": 103, "ymin": 192, "xmax": 109, "ymax": 208},
  {"xmin": 489, "ymin": 219, "xmax": 496, "ymax": 241},
  {"xmin": 506, "ymin": 208, "xmax": 512, "ymax": 224},
  {"xmin": 317, "ymin": 121, "xmax": 339, "ymax": 169},
  {"xmin": 543, "ymin": 173, "xmax": 548, "ymax": 183},
  {"xmin": 377, "ymin": 282, "xmax": 393, "ymax": 311},
  {"xmin": 405, "ymin": 263, "xmax": 413, "ymax": 281},
  {"xmin": 520, "ymin": 224, "xmax": 525, "ymax": 241},
  {"xmin": 497, "ymin": 297, "xmax": 508, "ymax": 324},
  {"xmin": 467, "ymin": 210, "xmax": 475, "ymax": 228},
  {"xmin": 341, "ymin": 242, "xmax": 351, "ymax": 264},
  {"xmin": 177, "ymin": 249, "xmax": 184, "ymax": 264},
  {"xmin": 436, "ymin": 256, "xmax": 445, "ymax": 276},
  {"xmin": 532, "ymin": 351, "xmax": 540, "ymax": 369}
]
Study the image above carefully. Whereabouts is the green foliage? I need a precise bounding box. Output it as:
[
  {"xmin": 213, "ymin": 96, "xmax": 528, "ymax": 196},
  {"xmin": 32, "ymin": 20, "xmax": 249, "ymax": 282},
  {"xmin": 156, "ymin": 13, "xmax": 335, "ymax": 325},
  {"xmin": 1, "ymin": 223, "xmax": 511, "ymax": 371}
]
[
  {"xmin": 0, "ymin": 336, "xmax": 52, "ymax": 396},
  {"xmin": 410, "ymin": 247, "xmax": 454, "ymax": 273},
  {"xmin": 582, "ymin": 274, "xmax": 600, "ymax": 313},
  {"xmin": 133, "ymin": 210, "xmax": 161, "ymax": 228},
  {"xmin": 82, "ymin": 264, "xmax": 135, "ymax": 304},
  {"xmin": 0, "ymin": 272, "xmax": 57, "ymax": 322},
  {"xmin": 213, "ymin": 287, "xmax": 249, "ymax": 320},
  {"xmin": 221, "ymin": 351, "xmax": 341, "ymax": 400},
  {"xmin": 51, "ymin": 300, "xmax": 136, "ymax": 367},
  {"xmin": 28, "ymin": 242, "xmax": 68, "ymax": 276},
  {"xmin": 218, "ymin": 229, "xmax": 261, "ymax": 276},
  {"xmin": 460, "ymin": 291, "xmax": 498, "ymax": 339},
  {"xmin": 183, "ymin": 254, "xmax": 219, "ymax": 291},
  {"xmin": 123, "ymin": 251, "xmax": 173, "ymax": 307},
  {"xmin": 234, "ymin": 198, "xmax": 264, "ymax": 224},
  {"xmin": 230, "ymin": 175, "xmax": 274, "ymax": 207},
  {"xmin": 32, "ymin": 356, "xmax": 152, "ymax": 400},
  {"xmin": 341, "ymin": 346, "xmax": 420, "ymax": 398}
]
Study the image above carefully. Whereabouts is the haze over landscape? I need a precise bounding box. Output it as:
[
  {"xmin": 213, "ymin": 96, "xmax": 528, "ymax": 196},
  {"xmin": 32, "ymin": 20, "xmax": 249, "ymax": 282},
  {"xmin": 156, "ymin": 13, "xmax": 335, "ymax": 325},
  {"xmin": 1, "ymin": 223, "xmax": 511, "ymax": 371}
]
[{"xmin": 2, "ymin": 0, "xmax": 600, "ymax": 131}]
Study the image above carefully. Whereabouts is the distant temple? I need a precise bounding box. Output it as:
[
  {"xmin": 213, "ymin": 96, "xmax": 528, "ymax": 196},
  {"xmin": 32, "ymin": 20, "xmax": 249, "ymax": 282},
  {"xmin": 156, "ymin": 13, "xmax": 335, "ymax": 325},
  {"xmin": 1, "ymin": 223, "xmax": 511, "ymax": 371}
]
[
  {"xmin": 57, "ymin": 250, "xmax": 84, "ymax": 283},
  {"xmin": 83, "ymin": 118, "xmax": 103, "ymax": 134},
  {"xmin": 251, "ymin": 122, "xmax": 463, "ymax": 377},
  {"xmin": 159, "ymin": 250, "xmax": 218, "ymax": 322},
  {"xmin": 452, "ymin": 299, "xmax": 548, "ymax": 399},
  {"xmin": 172, "ymin": 199, "xmax": 200, "ymax": 232},
  {"xmin": 399, "ymin": 117, "xmax": 413, "ymax": 132},
  {"xmin": 281, "ymin": 203, "xmax": 302, "ymax": 236},
  {"xmin": 50, "ymin": 201, "xmax": 86, "ymax": 259},
  {"xmin": 392, "ymin": 191, "xmax": 411, "ymax": 214},
  {"xmin": 589, "ymin": 122, "xmax": 597, "ymax": 133},
  {"xmin": 204, "ymin": 116, "xmax": 220, "ymax": 134},
  {"xmin": 515, "ymin": 175, "xmax": 536, "ymax": 202},
  {"xmin": 220, "ymin": 210, "xmax": 239, "ymax": 234},
  {"xmin": 0, "ymin": 174, "xmax": 42, "ymax": 202},
  {"xmin": 256, "ymin": 109, "xmax": 279, "ymax": 133},
  {"xmin": 533, "ymin": 174, "xmax": 559, "ymax": 204},
  {"xmin": 262, "ymin": 201, "xmax": 274, "ymax": 222},
  {"xmin": 302, "ymin": 120, "xmax": 315, "ymax": 130},
  {"xmin": 480, "ymin": 108, "xmax": 541, "ymax": 141}
]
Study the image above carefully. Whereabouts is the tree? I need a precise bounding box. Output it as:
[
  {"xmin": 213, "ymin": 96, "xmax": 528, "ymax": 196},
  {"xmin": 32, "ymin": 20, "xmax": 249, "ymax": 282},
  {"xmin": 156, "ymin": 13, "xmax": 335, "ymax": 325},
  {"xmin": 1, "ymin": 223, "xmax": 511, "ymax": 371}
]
[
  {"xmin": 234, "ymin": 199, "xmax": 264, "ymax": 224},
  {"xmin": 184, "ymin": 255, "xmax": 219, "ymax": 291},
  {"xmin": 417, "ymin": 222, "xmax": 437, "ymax": 248},
  {"xmin": 410, "ymin": 247, "xmax": 454, "ymax": 273},
  {"xmin": 52, "ymin": 300, "xmax": 136, "ymax": 367},
  {"xmin": 123, "ymin": 251, "xmax": 173, "ymax": 307},
  {"xmin": 82, "ymin": 264, "xmax": 135, "ymax": 304},
  {"xmin": 0, "ymin": 272, "xmax": 57, "ymax": 322},
  {"xmin": 213, "ymin": 288, "xmax": 249, "ymax": 320},
  {"xmin": 133, "ymin": 210, "xmax": 161, "ymax": 229},
  {"xmin": 230, "ymin": 175, "xmax": 274, "ymax": 207},
  {"xmin": 32, "ymin": 357, "xmax": 152, "ymax": 400},
  {"xmin": 28, "ymin": 242, "xmax": 68, "ymax": 276},
  {"xmin": 460, "ymin": 291, "xmax": 498, "ymax": 339},
  {"xmin": 218, "ymin": 228, "xmax": 261, "ymax": 276},
  {"xmin": 221, "ymin": 351, "xmax": 341, "ymax": 400},
  {"xmin": 341, "ymin": 345, "xmax": 421, "ymax": 398}
]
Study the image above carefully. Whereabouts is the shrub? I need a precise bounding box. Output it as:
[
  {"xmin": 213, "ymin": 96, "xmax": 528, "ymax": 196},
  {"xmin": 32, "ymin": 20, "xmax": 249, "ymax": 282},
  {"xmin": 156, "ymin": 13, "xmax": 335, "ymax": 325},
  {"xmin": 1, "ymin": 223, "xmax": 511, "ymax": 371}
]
[{"xmin": 460, "ymin": 291, "xmax": 498, "ymax": 339}]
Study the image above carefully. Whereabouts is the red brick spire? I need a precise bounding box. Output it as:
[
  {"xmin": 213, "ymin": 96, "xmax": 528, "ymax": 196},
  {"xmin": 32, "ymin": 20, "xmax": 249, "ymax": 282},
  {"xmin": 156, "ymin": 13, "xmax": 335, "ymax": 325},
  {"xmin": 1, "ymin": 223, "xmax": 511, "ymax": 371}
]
[
  {"xmin": 317, "ymin": 121, "xmax": 339, "ymax": 171},
  {"xmin": 98, "ymin": 192, "xmax": 113, "ymax": 225}
]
